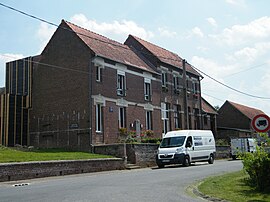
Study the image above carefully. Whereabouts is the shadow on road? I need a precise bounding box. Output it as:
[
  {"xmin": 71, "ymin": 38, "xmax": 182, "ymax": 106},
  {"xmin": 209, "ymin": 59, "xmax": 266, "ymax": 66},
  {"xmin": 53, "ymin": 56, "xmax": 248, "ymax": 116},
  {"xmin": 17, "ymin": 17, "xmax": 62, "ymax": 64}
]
[{"xmin": 151, "ymin": 162, "xmax": 210, "ymax": 170}]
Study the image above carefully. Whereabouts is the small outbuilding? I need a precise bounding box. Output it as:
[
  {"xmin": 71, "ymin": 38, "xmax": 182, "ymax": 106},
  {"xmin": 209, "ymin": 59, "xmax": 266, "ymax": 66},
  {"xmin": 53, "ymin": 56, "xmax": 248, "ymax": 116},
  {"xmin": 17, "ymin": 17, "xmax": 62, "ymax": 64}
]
[{"xmin": 217, "ymin": 100, "xmax": 266, "ymax": 141}]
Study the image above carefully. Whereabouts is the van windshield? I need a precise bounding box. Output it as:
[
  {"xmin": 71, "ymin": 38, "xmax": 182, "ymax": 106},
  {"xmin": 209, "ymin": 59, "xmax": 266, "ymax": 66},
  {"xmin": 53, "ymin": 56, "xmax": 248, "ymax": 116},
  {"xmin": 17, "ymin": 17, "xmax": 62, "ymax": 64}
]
[{"xmin": 160, "ymin": 136, "xmax": 186, "ymax": 148}]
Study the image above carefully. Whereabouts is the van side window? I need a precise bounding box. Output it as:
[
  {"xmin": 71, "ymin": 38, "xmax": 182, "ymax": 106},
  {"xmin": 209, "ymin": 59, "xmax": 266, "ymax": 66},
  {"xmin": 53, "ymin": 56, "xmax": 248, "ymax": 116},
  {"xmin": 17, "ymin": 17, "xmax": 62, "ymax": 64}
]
[{"xmin": 186, "ymin": 136, "xmax": 192, "ymax": 147}]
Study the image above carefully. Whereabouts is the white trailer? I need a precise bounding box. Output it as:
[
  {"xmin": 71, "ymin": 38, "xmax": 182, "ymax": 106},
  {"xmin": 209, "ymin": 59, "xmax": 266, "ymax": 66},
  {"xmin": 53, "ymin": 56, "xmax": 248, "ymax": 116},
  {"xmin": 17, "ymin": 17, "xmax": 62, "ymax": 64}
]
[{"xmin": 230, "ymin": 138, "xmax": 256, "ymax": 160}]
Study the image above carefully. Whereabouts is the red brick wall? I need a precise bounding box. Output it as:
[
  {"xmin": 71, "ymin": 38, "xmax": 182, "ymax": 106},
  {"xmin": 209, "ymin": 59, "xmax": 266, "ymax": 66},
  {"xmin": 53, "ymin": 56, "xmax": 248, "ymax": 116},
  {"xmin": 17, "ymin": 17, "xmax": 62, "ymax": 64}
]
[
  {"xmin": 29, "ymin": 22, "xmax": 92, "ymax": 149},
  {"xmin": 217, "ymin": 102, "xmax": 251, "ymax": 130}
]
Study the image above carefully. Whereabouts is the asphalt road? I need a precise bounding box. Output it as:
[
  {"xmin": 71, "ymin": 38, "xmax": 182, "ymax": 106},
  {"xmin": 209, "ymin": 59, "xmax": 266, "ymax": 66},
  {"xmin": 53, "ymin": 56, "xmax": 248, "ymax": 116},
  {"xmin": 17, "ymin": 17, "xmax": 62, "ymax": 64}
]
[{"xmin": 0, "ymin": 160, "xmax": 242, "ymax": 202}]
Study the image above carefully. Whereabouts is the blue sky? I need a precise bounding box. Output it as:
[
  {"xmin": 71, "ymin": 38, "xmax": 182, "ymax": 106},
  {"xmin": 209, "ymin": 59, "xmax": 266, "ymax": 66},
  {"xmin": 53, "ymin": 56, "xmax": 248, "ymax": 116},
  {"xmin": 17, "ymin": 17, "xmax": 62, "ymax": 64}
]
[{"xmin": 1, "ymin": 0, "xmax": 270, "ymax": 115}]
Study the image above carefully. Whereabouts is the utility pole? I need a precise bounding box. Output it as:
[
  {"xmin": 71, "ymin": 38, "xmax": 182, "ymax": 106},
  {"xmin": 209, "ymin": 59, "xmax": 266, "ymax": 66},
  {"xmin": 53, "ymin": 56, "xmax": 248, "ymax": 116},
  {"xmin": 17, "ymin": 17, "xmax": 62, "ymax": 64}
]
[{"xmin": 183, "ymin": 59, "xmax": 189, "ymax": 129}]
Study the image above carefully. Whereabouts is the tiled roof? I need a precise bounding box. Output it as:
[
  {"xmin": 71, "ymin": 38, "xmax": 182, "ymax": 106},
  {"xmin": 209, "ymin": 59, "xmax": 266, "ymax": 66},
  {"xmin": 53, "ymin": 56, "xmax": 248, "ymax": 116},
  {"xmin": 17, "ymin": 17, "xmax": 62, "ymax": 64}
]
[
  {"xmin": 228, "ymin": 101, "xmax": 265, "ymax": 120},
  {"xmin": 202, "ymin": 98, "xmax": 218, "ymax": 115},
  {"xmin": 63, "ymin": 20, "xmax": 155, "ymax": 73},
  {"xmin": 126, "ymin": 35, "xmax": 201, "ymax": 76}
]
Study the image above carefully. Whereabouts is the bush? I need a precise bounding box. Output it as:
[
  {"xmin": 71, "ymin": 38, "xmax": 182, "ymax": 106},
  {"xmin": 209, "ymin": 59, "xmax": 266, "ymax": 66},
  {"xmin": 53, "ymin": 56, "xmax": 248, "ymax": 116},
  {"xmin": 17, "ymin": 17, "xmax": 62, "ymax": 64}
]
[
  {"xmin": 215, "ymin": 139, "xmax": 229, "ymax": 146},
  {"xmin": 141, "ymin": 138, "xmax": 162, "ymax": 144},
  {"xmin": 241, "ymin": 134, "xmax": 270, "ymax": 191}
]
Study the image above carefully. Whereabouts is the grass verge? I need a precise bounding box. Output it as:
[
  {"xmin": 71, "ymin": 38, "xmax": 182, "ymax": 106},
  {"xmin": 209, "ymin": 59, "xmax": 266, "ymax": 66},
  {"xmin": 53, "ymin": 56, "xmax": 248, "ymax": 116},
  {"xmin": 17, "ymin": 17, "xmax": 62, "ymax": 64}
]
[
  {"xmin": 0, "ymin": 146, "xmax": 113, "ymax": 163},
  {"xmin": 198, "ymin": 170, "xmax": 270, "ymax": 202}
]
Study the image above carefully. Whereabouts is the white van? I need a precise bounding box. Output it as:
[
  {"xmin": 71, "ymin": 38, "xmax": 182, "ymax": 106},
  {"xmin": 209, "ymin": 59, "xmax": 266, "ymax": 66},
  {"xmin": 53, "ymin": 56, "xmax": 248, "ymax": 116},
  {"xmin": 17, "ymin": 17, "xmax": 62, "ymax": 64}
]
[
  {"xmin": 156, "ymin": 130, "xmax": 216, "ymax": 168},
  {"xmin": 230, "ymin": 138, "xmax": 256, "ymax": 160}
]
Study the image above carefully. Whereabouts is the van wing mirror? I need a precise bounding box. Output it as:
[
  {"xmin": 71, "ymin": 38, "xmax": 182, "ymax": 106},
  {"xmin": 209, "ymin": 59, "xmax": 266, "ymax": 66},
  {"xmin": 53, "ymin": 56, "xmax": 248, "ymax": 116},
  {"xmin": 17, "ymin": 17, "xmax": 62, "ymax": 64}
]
[{"xmin": 186, "ymin": 142, "xmax": 192, "ymax": 148}]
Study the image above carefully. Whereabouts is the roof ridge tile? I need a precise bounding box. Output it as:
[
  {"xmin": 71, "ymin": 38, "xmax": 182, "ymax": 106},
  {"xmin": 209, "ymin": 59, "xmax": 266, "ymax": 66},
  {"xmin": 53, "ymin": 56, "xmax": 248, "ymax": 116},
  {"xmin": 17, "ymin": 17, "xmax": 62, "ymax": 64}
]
[
  {"xmin": 130, "ymin": 35, "xmax": 181, "ymax": 59},
  {"xmin": 64, "ymin": 20, "xmax": 127, "ymax": 48}
]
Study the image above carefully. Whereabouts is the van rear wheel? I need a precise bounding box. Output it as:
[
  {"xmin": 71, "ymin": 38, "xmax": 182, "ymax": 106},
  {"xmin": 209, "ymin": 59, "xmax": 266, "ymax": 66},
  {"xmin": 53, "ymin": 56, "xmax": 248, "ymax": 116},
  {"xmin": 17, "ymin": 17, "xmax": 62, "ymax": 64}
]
[{"xmin": 208, "ymin": 154, "xmax": 214, "ymax": 164}]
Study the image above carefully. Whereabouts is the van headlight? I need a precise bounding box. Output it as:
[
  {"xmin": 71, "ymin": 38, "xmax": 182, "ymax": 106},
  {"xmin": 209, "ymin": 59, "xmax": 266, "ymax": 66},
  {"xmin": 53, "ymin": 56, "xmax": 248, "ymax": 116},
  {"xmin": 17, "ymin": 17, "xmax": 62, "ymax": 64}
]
[{"xmin": 175, "ymin": 147, "xmax": 183, "ymax": 154}]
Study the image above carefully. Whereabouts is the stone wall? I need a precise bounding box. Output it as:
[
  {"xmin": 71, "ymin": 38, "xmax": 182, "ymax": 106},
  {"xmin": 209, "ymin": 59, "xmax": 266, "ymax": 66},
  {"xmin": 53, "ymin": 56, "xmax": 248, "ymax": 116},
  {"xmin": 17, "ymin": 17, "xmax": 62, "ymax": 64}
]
[
  {"xmin": 126, "ymin": 144, "xmax": 159, "ymax": 167},
  {"xmin": 94, "ymin": 144, "xmax": 231, "ymax": 167},
  {"xmin": 216, "ymin": 146, "xmax": 231, "ymax": 159},
  {"xmin": 94, "ymin": 144, "xmax": 126, "ymax": 158},
  {"xmin": 0, "ymin": 158, "xmax": 124, "ymax": 182}
]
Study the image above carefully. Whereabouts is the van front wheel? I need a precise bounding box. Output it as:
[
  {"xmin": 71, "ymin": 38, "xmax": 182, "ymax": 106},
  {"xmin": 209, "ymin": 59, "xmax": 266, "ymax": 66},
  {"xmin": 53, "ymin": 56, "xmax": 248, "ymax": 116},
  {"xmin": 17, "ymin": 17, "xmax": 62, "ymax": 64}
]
[
  {"xmin": 208, "ymin": 154, "xmax": 214, "ymax": 164},
  {"xmin": 157, "ymin": 163, "xmax": 165, "ymax": 168},
  {"xmin": 183, "ymin": 156, "xmax": 190, "ymax": 167}
]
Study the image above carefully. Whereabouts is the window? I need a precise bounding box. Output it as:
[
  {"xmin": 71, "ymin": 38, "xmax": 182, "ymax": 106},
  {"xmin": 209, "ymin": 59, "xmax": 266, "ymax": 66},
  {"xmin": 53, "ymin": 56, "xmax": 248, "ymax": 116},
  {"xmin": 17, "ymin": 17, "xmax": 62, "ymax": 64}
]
[
  {"xmin": 96, "ymin": 65, "xmax": 102, "ymax": 82},
  {"xmin": 173, "ymin": 75, "xmax": 179, "ymax": 89},
  {"xmin": 192, "ymin": 81, "xmax": 196, "ymax": 94},
  {"xmin": 161, "ymin": 70, "xmax": 167, "ymax": 87},
  {"xmin": 194, "ymin": 108, "xmax": 200, "ymax": 129},
  {"xmin": 144, "ymin": 81, "xmax": 151, "ymax": 101},
  {"xmin": 96, "ymin": 104, "xmax": 103, "ymax": 132},
  {"xmin": 119, "ymin": 107, "xmax": 126, "ymax": 128},
  {"xmin": 117, "ymin": 73, "xmax": 126, "ymax": 96},
  {"xmin": 161, "ymin": 102, "xmax": 170, "ymax": 134},
  {"xmin": 173, "ymin": 105, "xmax": 182, "ymax": 129},
  {"xmin": 188, "ymin": 107, "xmax": 192, "ymax": 129},
  {"xmin": 146, "ymin": 111, "xmax": 153, "ymax": 130},
  {"xmin": 191, "ymin": 79, "xmax": 200, "ymax": 96},
  {"xmin": 204, "ymin": 115, "xmax": 208, "ymax": 125},
  {"xmin": 173, "ymin": 74, "xmax": 181, "ymax": 94}
]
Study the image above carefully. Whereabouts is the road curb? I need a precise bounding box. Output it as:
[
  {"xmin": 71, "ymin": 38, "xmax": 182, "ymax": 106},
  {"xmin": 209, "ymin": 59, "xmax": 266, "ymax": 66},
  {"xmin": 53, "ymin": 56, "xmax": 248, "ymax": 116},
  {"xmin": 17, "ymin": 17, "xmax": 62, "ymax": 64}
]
[{"xmin": 191, "ymin": 181, "xmax": 228, "ymax": 202}]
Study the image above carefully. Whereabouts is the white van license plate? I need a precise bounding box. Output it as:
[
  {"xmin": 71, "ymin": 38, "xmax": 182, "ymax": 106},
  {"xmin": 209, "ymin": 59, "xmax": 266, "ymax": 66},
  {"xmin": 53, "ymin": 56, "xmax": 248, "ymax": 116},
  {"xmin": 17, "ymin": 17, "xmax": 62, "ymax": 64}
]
[{"xmin": 162, "ymin": 160, "xmax": 170, "ymax": 162}]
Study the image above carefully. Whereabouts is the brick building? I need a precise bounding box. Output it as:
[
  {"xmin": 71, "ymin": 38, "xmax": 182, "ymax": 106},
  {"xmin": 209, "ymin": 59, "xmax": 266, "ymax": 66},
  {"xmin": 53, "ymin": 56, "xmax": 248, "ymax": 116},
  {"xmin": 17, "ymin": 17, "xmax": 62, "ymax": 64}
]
[
  {"xmin": 0, "ymin": 20, "xmax": 211, "ymax": 149},
  {"xmin": 125, "ymin": 35, "xmax": 203, "ymax": 131},
  {"xmin": 217, "ymin": 100, "xmax": 266, "ymax": 140},
  {"xmin": 201, "ymin": 97, "xmax": 218, "ymax": 136}
]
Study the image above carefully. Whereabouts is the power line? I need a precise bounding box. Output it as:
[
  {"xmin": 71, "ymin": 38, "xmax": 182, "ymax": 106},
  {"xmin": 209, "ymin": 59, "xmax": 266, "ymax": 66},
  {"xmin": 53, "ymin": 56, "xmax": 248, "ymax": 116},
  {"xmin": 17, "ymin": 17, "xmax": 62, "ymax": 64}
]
[
  {"xmin": 191, "ymin": 65, "xmax": 270, "ymax": 99},
  {"xmin": 0, "ymin": 2, "xmax": 182, "ymax": 63},
  {"xmin": 223, "ymin": 63, "xmax": 268, "ymax": 78},
  {"xmin": 202, "ymin": 92, "xmax": 224, "ymax": 102},
  {"xmin": 1, "ymin": 2, "xmax": 270, "ymax": 100}
]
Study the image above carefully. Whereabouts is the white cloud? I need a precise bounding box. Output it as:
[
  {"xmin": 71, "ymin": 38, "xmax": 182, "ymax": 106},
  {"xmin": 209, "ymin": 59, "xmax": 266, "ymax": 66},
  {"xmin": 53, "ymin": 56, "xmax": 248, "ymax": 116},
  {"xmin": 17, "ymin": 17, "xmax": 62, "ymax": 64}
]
[
  {"xmin": 210, "ymin": 16, "xmax": 270, "ymax": 46},
  {"xmin": 36, "ymin": 22, "xmax": 56, "ymax": 53},
  {"xmin": 70, "ymin": 14, "xmax": 154, "ymax": 41},
  {"xmin": 158, "ymin": 27, "xmax": 177, "ymax": 38},
  {"xmin": 207, "ymin": 17, "xmax": 217, "ymax": 27},
  {"xmin": 225, "ymin": 0, "xmax": 246, "ymax": 7},
  {"xmin": 191, "ymin": 56, "xmax": 234, "ymax": 79},
  {"xmin": 0, "ymin": 53, "xmax": 25, "ymax": 87},
  {"xmin": 196, "ymin": 46, "xmax": 209, "ymax": 53},
  {"xmin": 191, "ymin": 27, "xmax": 204, "ymax": 38},
  {"xmin": 257, "ymin": 60, "xmax": 270, "ymax": 94},
  {"xmin": 226, "ymin": 42, "xmax": 270, "ymax": 63}
]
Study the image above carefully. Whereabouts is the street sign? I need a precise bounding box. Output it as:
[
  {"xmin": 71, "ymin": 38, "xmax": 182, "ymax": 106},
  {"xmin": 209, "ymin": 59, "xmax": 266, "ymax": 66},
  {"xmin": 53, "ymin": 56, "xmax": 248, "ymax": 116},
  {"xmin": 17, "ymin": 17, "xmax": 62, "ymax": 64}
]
[{"xmin": 251, "ymin": 114, "xmax": 270, "ymax": 133}]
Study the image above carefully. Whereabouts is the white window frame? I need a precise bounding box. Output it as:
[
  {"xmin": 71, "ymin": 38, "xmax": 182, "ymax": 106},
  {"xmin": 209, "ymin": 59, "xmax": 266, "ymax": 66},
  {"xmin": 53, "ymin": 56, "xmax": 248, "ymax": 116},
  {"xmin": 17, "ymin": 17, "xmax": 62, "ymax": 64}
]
[
  {"xmin": 173, "ymin": 74, "xmax": 179, "ymax": 89},
  {"xmin": 144, "ymin": 79, "xmax": 151, "ymax": 101},
  {"xmin": 119, "ymin": 107, "xmax": 126, "ymax": 128},
  {"xmin": 96, "ymin": 65, "xmax": 101, "ymax": 82},
  {"xmin": 161, "ymin": 70, "xmax": 167, "ymax": 87},
  {"xmin": 161, "ymin": 102, "xmax": 170, "ymax": 135},
  {"xmin": 173, "ymin": 105, "xmax": 181, "ymax": 129},
  {"xmin": 96, "ymin": 103, "xmax": 103, "ymax": 132},
  {"xmin": 117, "ymin": 71, "xmax": 126, "ymax": 96},
  {"xmin": 146, "ymin": 111, "xmax": 153, "ymax": 130}
]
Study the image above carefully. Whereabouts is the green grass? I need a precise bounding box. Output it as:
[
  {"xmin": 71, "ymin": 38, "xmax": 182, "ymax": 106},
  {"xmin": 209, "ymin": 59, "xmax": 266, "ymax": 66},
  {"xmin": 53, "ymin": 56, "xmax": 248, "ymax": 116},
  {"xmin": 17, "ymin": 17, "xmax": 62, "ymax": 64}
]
[
  {"xmin": 198, "ymin": 170, "xmax": 270, "ymax": 202},
  {"xmin": 0, "ymin": 146, "xmax": 113, "ymax": 163}
]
